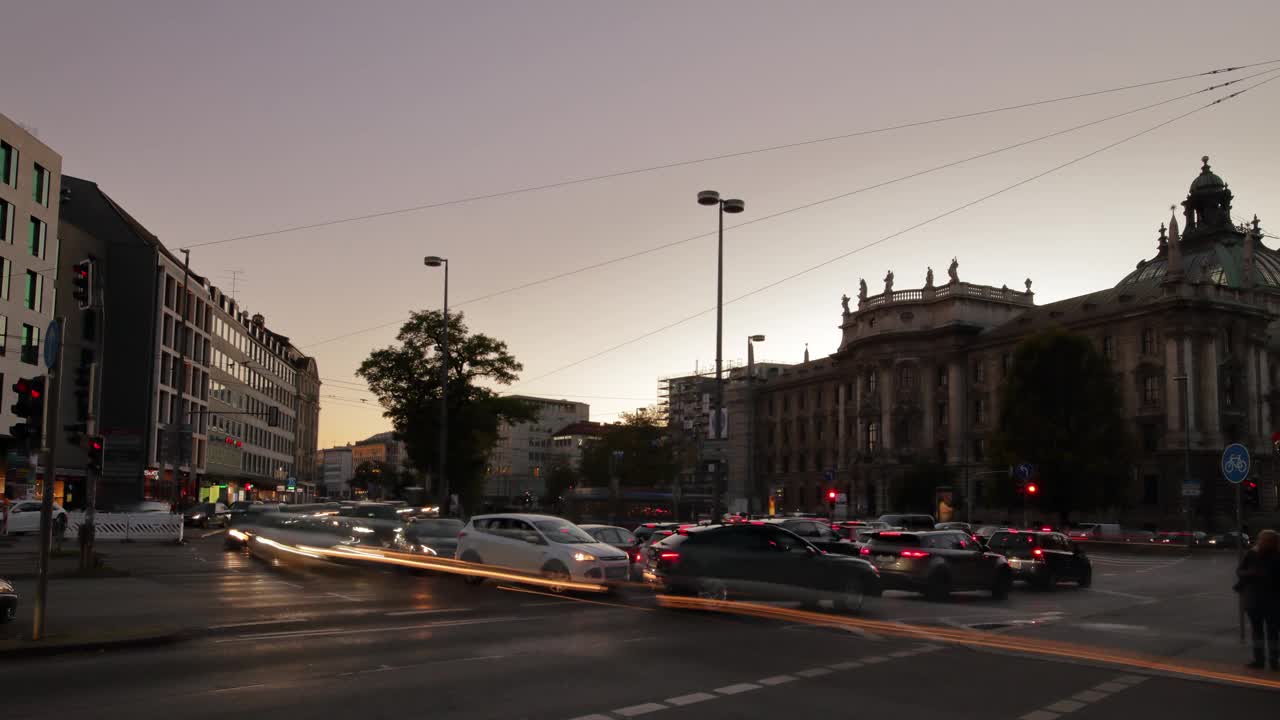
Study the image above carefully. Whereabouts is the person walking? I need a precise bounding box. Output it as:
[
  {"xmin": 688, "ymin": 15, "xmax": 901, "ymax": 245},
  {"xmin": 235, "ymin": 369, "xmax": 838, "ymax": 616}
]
[{"xmin": 1236, "ymin": 528, "xmax": 1280, "ymax": 670}]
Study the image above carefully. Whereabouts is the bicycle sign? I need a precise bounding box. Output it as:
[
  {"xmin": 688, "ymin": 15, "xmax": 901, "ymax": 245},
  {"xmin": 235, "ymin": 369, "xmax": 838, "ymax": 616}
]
[{"xmin": 1221, "ymin": 443, "xmax": 1250, "ymax": 484}]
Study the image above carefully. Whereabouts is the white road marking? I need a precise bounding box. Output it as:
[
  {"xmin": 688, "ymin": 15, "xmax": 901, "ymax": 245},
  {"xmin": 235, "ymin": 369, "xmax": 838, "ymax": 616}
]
[
  {"xmin": 568, "ymin": 715, "xmax": 612, "ymax": 720},
  {"xmin": 889, "ymin": 649, "xmax": 916, "ymax": 658},
  {"xmin": 796, "ymin": 667, "xmax": 832, "ymax": 677},
  {"xmin": 1114, "ymin": 674, "xmax": 1149, "ymax": 685},
  {"xmin": 384, "ymin": 608, "xmax": 471, "ymax": 617},
  {"xmin": 326, "ymin": 592, "xmax": 363, "ymax": 601},
  {"xmin": 614, "ymin": 702, "xmax": 667, "ymax": 717},
  {"xmin": 206, "ymin": 684, "xmax": 266, "ymax": 694},
  {"xmin": 758, "ymin": 674, "xmax": 796, "ymax": 685},
  {"xmin": 1020, "ymin": 711, "xmax": 1060, "ymax": 720},
  {"xmin": 521, "ymin": 600, "xmax": 573, "ymax": 607},
  {"xmin": 1083, "ymin": 588, "xmax": 1156, "ymax": 602},
  {"xmin": 1093, "ymin": 681, "xmax": 1127, "ymax": 692},
  {"xmin": 665, "ymin": 692, "xmax": 716, "ymax": 706},
  {"xmin": 915, "ymin": 644, "xmax": 944, "ymax": 652},
  {"xmin": 861, "ymin": 655, "xmax": 888, "ymax": 664},
  {"xmin": 829, "ymin": 661, "xmax": 863, "ymax": 670},
  {"xmin": 217, "ymin": 616, "xmax": 521, "ymax": 642},
  {"xmin": 1072, "ymin": 690, "xmax": 1108, "ymax": 702},
  {"xmin": 207, "ymin": 618, "xmax": 309, "ymax": 630},
  {"xmin": 1046, "ymin": 700, "xmax": 1086, "ymax": 713},
  {"xmin": 715, "ymin": 682, "xmax": 761, "ymax": 695}
]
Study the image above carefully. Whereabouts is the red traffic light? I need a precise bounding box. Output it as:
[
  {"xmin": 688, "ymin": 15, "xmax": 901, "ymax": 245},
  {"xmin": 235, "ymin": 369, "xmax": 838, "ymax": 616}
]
[
  {"xmin": 827, "ymin": 490, "xmax": 837, "ymax": 500},
  {"xmin": 1025, "ymin": 483, "xmax": 1039, "ymax": 495},
  {"xmin": 1248, "ymin": 481, "xmax": 1258, "ymax": 489}
]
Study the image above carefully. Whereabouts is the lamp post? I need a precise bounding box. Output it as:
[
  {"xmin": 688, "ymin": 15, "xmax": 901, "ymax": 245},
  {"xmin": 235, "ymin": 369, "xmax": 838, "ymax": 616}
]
[
  {"xmin": 424, "ymin": 256, "xmax": 450, "ymax": 516},
  {"xmin": 746, "ymin": 334, "xmax": 765, "ymax": 515},
  {"xmin": 697, "ymin": 190, "xmax": 745, "ymax": 522},
  {"xmin": 1174, "ymin": 375, "xmax": 1192, "ymax": 547}
]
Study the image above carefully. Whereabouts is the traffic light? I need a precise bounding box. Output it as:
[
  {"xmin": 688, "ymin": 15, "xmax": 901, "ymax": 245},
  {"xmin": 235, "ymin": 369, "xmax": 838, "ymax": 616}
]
[
  {"xmin": 1273, "ymin": 431, "xmax": 1280, "ymax": 457},
  {"xmin": 86, "ymin": 435, "xmax": 105, "ymax": 472},
  {"xmin": 71, "ymin": 259, "xmax": 94, "ymax": 310},
  {"xmin": 1245, "ymin": 480, "xmax": 1260, "ymax": 510},
  {"xmin": 8, "ymin": 376, "xmax": 45, "ymax": 445},
  {"xmin": 1023, "ymin": 482, "xmax": 1039, "ymax": 496}
]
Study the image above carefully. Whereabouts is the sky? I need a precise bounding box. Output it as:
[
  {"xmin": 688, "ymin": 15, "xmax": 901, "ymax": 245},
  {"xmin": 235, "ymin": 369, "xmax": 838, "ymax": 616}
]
[{"xmin": 4, "ymin": 1, "xmax": 1280, "ymax": 448}]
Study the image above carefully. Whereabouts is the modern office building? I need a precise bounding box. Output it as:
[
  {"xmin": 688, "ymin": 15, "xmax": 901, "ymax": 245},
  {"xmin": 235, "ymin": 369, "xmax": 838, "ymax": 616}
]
[
  {"xmin": 318, "ymin": 445, "xmax": 354, "ymax": 498},
  {"xmin": 483, "ymin": 396, "xmax": 589, "ymax": 501}
]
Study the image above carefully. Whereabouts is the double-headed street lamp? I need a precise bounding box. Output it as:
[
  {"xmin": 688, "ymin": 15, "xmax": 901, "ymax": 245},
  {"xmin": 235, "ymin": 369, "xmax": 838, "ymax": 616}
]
[
  {"xmin": 424, "ymin": 255, "xmax": 450, "ymax": 516},
  {"xmin": 697, "ymin": 190, "xmax": 745, "ymax": 522},
  {"xmin": 746, "ymin": 334, "xmax": 765, "ymax": 515}
]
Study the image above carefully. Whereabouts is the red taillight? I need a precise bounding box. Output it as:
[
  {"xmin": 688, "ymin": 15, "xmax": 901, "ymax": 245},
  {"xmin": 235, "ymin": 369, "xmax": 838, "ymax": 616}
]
[
  {"xmin": 880, "ymin": 531, "xmax": 902, "ymax": 537},
  {"xmin": 1040, "ymin": 526, "xmax": 1052, "ymax": 532},
  {"xmin": 658, "ymin": 551, "xmax": 680, "ymax": 562},
  {"xmin": 859, "ymin": 546, "xmax": 871, "ymax": 556},
  {"xmin": 457, "ymin": 531, "xmax": 466, "ymax": 538},
  {"xmin": 900, "ymin": 550, "xmax": 930, "ymax": 559},
  {"xmin": 1032, "ymin": 548, "xmax": 1044, "ymax": 557}
]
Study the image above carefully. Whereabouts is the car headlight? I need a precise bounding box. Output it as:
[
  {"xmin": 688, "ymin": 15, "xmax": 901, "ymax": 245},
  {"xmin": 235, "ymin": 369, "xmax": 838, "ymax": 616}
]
[
  {"xmin": 190, "ymin": 513, "xmax": 204, "ymax": 520},
  {"xmin": 572, "ymin": 551, "xmax": 596, "ymax": 562},
  {"xmin": 419, "ymin": 545, "xmax": 438, "ymax": 555},
  {"xmin": 0, "ymin": 580, "xmax": 13, "ymax": 593}
]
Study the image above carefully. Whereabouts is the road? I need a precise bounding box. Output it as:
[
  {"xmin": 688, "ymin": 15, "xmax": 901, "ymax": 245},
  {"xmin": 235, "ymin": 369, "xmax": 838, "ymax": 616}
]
[{"xmin": 2, "ymin": 537, "xmax": 1273, "ymax": 719}]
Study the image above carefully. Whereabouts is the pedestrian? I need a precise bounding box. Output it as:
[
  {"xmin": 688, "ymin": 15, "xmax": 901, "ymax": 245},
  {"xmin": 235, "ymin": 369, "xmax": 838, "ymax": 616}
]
[{"xmin": 1236, "ymin": 528, "xmax": 1280, "ymax": 670}]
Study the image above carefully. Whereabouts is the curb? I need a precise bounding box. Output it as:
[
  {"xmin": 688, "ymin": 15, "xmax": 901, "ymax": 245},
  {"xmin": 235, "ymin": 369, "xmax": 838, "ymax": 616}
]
[{"xmin": 0, "ymin": 629, "xmax": 189, "ymax": 660}]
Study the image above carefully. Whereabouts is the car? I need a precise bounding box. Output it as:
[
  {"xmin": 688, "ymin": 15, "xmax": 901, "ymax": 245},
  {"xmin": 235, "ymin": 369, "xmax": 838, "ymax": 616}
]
[
  {"xmin": 633, "ymin": 522, "xmax": 681, "ymax": 546},
  {"xmin": 643, "ymin": 523, "xmax": 880, "ymax": 611},
  {"xmin": 337, "ymin": 502, "xmax": 402, "ymax": 521},
  {"xmin": 1153, "ymin": 531, "xmax": 1207, "ymax": 546},
  {"xmin": 1207, "ymin": 531, "xmax": 1250, "ymax": 548},
  {"xmin": 0, "ymin": 577, "xmax": 15, "ymax": 623},
  {"xmin": 115, "ymin": 500, "xmax": 173, "ymax": 513},
  {"xmin": 935, "ymin": 521, "xmax": 974, "ymax": 534},
  {"xmin": 3, "ymin": 501, "xmax": 67, "ymax": 537},
  {"xmin": 456, "ymin": 513, "xmax": 630, "ymax": 589},
  {"xmin": 183, "ymin": 502, "xmax": 229, "ymax": 528},
  {"xmin": 974, "ymin": 525, "xmax": 1006, "ymax": 541},
  {"xmin": 1068, "ymin": 522, "xmax": 1124, "ymax": 541},
  {"xmin": 876, "ymin": 514, "xmax": 937, "ymax": 531},
  {"xmin": 226, "ymin": 501, "xmax": 264, "ymax": 524},
  {"xmin": 579, "ymin": 524, "xmax": 643, "ymax": 578},
  {"xmin": 861, "ymin": 529, "xmax": 1012, "ymax": 600},
  {"xmin": 760, "ymin": 518, "xmax": 860, "ymax": 555},
  {"xmin": 405, "ymin": 518, "xmax": 464, "ymax": 557},
  {"xmin": 987, "ymin": 530, "xmax": 1092, "ymax": 589}
]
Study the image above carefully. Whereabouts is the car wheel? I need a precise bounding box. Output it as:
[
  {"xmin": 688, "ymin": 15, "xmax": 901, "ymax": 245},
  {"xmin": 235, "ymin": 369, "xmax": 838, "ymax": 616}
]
[
  {"xmin": 696, "ymin": 578, "xmax": 728, "ymax": 602},
  {"xmin": 991, "ymin": 570, "xmax": 1012, "ymax": 601},
  {"xmin": 834, "ymin": 579, "xmax": 866, "ymax": 613},
  {"xmin": 541, "ymin": 562, "xmax": 571, "ymax": 593},
  {"xmin": 1077, "ymin": 568, "xmax": 1092, "ymax": 588},
  {"xmin": 460, "ymin": 551, "xmax": 486, "ymax": 585},
  {"xmin": 925, "ymin": 569, "xmax": 951, "ymax": 602}
]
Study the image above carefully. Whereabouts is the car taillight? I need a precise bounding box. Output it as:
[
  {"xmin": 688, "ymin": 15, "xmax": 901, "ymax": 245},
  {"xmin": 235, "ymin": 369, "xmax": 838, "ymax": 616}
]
[
  {"xmin": 458, "ymin": 531, "xmax": 466, "ymax": 538},
  {"xmin": 659, "ymin": 551, "xmax": 679, "ymax": 563},
  {"xmin": 1032, "ymin": 548, "xmax": 1044, "ymax": 558},
  {"xmin": 900, "ymin": 550, "xmax": 930, "ymax": 558},
  {"xmin": 859, "ymin": 546, "xmax": 871, "ymax": 556}
]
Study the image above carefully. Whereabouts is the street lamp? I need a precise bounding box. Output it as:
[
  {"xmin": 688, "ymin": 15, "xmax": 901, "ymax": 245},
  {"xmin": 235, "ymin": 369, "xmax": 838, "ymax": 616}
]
[
  {"xmin": 698, "ymin": 190, "xmax": 745, "ymax": 523},
  {"xmin": 747, "ymin": 334, "xmax": 766, "ymax": 515},
  {"xmin": 424, "ymin": 255, "xmax": 450, "ymax": 516}
]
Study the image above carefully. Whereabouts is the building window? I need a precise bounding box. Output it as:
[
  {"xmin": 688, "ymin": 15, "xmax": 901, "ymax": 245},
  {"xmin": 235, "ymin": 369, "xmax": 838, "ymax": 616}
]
[
  {"xmin": 866, "ymin": 371, "xmax": 877, "ymax": 395},
  {"xmin": 0, "ymin": 315, "xmax": 6, "ymax": 356},
  {"xmin": 0, "ymin": 198, "xmax": 10, "ymax": 242},
  {"xmin": 1142, "ymin": 424, "xmax": 1159, "ymax": 453},
  {"xmin": 866, "ymin": 421, "xmax": 880, "ymax": 452},
  {"xmin": 815, "ymin": 417, "xmax": 825, "ymax": 441},
  {"xmin": 782, "ymin": 394, "xmax": 789, "ymax": 413},
  {"xmin": 972, "ymin": 438, "xmax": 986, "ymax": 462},
  {"xmin": 814, "ymin": 388, "xmax": 823, "ymax": 409},
  {"xmin": 1102, "ymin": 335, "xmax": 1115, "ymax": 361},
  {"xmin": 23, "ymin": 270, "xmax": 42, "ymax": 312},
  {"xmin": 1222, "ymin": 371, "xmax": 1235, "ymax": 408},
  {"xmin": 897, "ymin": 419, "xmax": 912, "ymax": 449},
  {"xmin": 32, "ymin": 163, "xmax": 49, "ymax": 207},
  {"xmin": 973, "ymin": 397, "xmax": 987, "ymax": 425},
  {"xmin": 797, "ymin": 391, "xmax": 805, "ymax": 410},
  {"xmin": 898, "ymin": 365, "xmax": 915, "ymax": 393},
  {"xmin": 973, "ymin": 360, "xmax": 986, "ymax": 384},
  {"xmin": 938, "ymin": 368, "xmax": 948, "ymax": 389},
  {"xmin": 20, "ymin": 323, "xmax": 39, "ymax": 365},
  {"xmin": 0, "ymin": 141, "xmax": 14, "ymax": 186},
  {"xmin": 0, "ymin": 257, "xmax": 8, "ymax": 301},
  {"xmin": 1142, "ymin": 375, "xmax": 1160, "ymax": 404},
  {"xmin": 768, "ymin": 396, "xmax": 775, "ymax": 416},
  {"xmin": 27, "ymin": 217, "xmax": 45, "ymax": 259},
  {"xmin": 1001, "ymin": 353, "xmax": 1012, "ymax": 376},
  {"xmin": 1143, "ymin": 474, "xmax": 1159, "ymax": 505},
  {"xmin": 1141, "ymin": 329, "xmax": 1155, "ymax": 356},
  {"xmin": 938, "ymin": 401, "xmax": 948, "ymax": 427}
]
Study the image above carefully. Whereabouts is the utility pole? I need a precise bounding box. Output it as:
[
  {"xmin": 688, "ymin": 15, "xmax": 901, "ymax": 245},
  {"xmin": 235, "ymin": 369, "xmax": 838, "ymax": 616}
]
[
  {"xmin": 33, "ymin": 316, "xmax": 66, "ymax": 641},
  {"xmin": 172, "ymin": 249, "xmax": 191, "ymax": 511}
]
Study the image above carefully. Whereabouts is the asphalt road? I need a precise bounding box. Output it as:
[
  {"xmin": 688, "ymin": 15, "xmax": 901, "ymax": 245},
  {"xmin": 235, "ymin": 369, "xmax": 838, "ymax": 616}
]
[{"xmin": 2, "ymin": 538, "xmax": 1273, "ymax": 720}]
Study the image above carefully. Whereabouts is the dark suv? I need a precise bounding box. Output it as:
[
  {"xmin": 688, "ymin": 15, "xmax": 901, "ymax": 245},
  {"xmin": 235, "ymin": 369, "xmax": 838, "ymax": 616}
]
[
  {"xmin": 862, "ymin": 530, "xmax": 1011, "ymax": 600},
  {"xmin": 987, "ymin": 530, "xmax": 1091, "ymax": 589},
  {"xmin": 876, "ymin": 514, "xmax": 937, "ymax": 531},
  {"xmin": 644, "ymin": 524, "xmax": 881, "ymax": 612},
  {"xmin": 761, "ymin": 518, "xmax": 860, "ymax": 555}
]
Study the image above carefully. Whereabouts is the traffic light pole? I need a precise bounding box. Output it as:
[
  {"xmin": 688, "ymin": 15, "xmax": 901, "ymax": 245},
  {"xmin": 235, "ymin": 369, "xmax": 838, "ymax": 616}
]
[
  {"xmin": 80, "ymin": 363, "xmax": 100, "ymax": 571},
  {"xmin": 33, "ymin": 315, "xmax": 66, "ymax": 641}
]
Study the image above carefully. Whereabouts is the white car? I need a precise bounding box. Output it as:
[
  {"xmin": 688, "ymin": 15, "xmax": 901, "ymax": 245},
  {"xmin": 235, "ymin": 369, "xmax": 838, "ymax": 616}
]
[
  {"xmin": 3, "ymin": 501, "xmax": 67, "ymax": 536},
  {"xmin": 456, "ymin": 513, "xmax": 630, "ymax": 587}
]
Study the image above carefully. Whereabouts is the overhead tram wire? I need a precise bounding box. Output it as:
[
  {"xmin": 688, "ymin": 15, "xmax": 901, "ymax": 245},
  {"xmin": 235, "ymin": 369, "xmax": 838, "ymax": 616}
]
[
  {"xmin": 302, "ymin": 67, "xmax": 1280, "ymax": 350},
  {"xmin": 188, "ymin": 59, "xmax": 1279, "ymax": 253},
  {"xmin": 509, "ymin": 74, "xmax": 1280, "ymax": 390}
]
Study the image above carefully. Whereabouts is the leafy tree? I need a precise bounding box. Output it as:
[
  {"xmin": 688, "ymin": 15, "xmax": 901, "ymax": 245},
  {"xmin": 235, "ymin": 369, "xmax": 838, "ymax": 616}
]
[
  {"xmin": 580, "ymin": 407, "xmax": 674, "ymax": 488},
  {"xmin": 357, "ymin": 310, "xmax": 536, "ymax": 513},
  {"xmin": 989, "ymin": 329, "xmax": 1131, "ymax": 523},
  {"xmin": 543, "ymin": 457, "xmax": 579, "ymax": 509},
  {"xmin": 350, "ymin": 461, "xmax": 393, "ymax": 497}
]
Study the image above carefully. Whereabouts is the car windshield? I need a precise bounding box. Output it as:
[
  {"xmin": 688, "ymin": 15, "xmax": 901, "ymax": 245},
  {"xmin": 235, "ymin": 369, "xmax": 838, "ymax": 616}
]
[
  {"xmin": 532, "ymin": 519, "xmax": 597, "ymax": 544},
  {"xmin": 989, "ymin": 532, "xmax": 1036, "ymax": 550},
  {"xmin": 412, "ymin": 519, "xmax": 463, "ymax": 537}
]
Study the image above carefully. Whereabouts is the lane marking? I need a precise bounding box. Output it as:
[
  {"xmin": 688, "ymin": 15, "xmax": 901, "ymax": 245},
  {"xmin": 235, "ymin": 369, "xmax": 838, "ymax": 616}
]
[
  {"xmin": 758, "ymin": 674, "xmax": 796, "ymax": 686},
  {"xmin": 327, "ymin": 592, "xmax": 363, "ymax": 601},
  {"xmin": 496, "ymin": 584, "xmax": 655, "ymax": 612},
  {"xmin": 796, "ymin": 667, "xmax": 832, "ymax": 678},
  {"xmin": 1093, "ymin": 681, "xmax": 1127, "ymax": 692},
  {"xmin": 715, "ymin": 682, "xmax": 761, "ymax": 695},
  {"xmin": 1020, "ymin": 711, "xmax": 1060, "ymax": 720},
  {"xmin": 384, "ymin": 608, "xmax": 472, "ymax": 617},
  {"xmin": 217, "ymin": 616, "xmax": 521, "ymax": 642},
  {"xmin": 665, "ymin": 692, "xmax": 716, "ymax": 706},
  {"xmin": 1071, "ymin": 690, "xmax": 1108, "ymax": 702},
  {"xmin": 861, "ymin": 655, "xmax": 888, "ymax": 664},
  {"xmin": 206, "ymin": 683, "xmax": 266, "ymax": 693},
  {"xmin": 829, "ymin": 661, "xmax": 863, "ymax": 671},
  {"xmin": 889, "ymin": 649, "xmax": 916, "ymax": 658},
  {"xmin": 208, "ymin": 618, "xmax": 309, "ymax": 630},
  {"xmin": 1045, "ymin": 700, "xmax": 1086, "ymax": 713},
  {"xmin": 1115, "ymin": 674, "xmax": 1149, "ymax": 685},
  {"xmin": 614, "ymin": 702, "xmax": 667, "ymax": 717},
  {"xmin": 568, "ymin": 715, "xmax": 612, "ymax": 720}
]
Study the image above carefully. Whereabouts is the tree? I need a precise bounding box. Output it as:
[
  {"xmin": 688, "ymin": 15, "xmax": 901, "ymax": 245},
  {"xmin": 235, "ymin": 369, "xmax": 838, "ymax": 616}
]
[
  {"xmin": 357, "ymin": 310, "xmax": 536, "ymax": 514},
  {"xmin": 989, "ymin": 329, "xmax": 1131, "ymax": 523},
  {"xmin": 543, "ymin": 457, "xmax": 579, "ymax": 509},
  {"xmin": 350, "ymin": 460, "xmax": 393, "ymax": 497},
  {"xmin": 580, "ymin": 407, "xmax": 675, "ymax": 489}
]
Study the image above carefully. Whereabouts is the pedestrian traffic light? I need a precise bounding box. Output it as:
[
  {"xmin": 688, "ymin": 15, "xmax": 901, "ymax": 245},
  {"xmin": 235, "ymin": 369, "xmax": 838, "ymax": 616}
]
[
  {"xmin": 1024, "ymin": 483, "xmax": 1039, "ymax": 496},
  {"xmin": 71, "ymin": 259, "xmax": 94, "ymax": 310},
  {"xmin": 8, "ymin": 376, "xmax": 45, "ymax": 445},
  {"xmin": 1245, "ymin": 480, "xmax": 1260, "ymax": 510},
  {"xmin": 827, "ymin": 489, "xmax": 837, "ymax": 502},
  {"xmin": 87, "ymin": 435, "xmax": 105, "ymax": 472}
]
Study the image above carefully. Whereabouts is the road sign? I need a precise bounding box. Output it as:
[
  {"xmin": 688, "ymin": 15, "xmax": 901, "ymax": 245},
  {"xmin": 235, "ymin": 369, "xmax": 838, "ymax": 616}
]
[
  {"xmin": 44, "ymin": 319, "xmax": 61, "ymax": 369},
  {"xmin": 823, "ymin": 469, "xmax": 835, "ymax": 483},
  {"xmin": 1181, "ymin": 480, "xmax": 1201, "ymax": 497},
  {"xmin": 1222, "ymin": 443, "xmax": 1250, "ymax": 484},
  {"xmin": 1014, "ymin": 463, "xmax": 1033, "ymax": 481}
]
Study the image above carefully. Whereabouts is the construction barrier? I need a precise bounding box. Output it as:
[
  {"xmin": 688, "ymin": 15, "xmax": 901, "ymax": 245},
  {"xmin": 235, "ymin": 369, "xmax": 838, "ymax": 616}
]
[{"xmin": 66, "ymin": 512, "xmax": 184, "ymax": 543}]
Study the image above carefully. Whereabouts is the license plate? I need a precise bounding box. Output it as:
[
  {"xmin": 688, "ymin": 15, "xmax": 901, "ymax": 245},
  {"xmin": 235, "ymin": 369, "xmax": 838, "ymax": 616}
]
[{"xmin": 875, "ymin": 555, "xmax": 895, "ymax": 565}]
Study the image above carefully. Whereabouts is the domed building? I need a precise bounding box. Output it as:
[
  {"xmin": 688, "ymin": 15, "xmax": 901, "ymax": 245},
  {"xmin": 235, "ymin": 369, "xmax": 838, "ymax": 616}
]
[{"xmin": 710, "ymin": 157, "xmax": 1279, "ymax": 527}]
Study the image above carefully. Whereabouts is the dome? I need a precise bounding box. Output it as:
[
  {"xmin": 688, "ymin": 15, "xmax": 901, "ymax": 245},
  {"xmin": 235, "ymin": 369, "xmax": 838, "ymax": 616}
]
[
  {"xmin": 1117, "ymin": 237, "xmax": 1280, "ymax": 289},
  {"xmin": 1189, "ymin": 155, "xmax": 1225, "ymax": 193}
]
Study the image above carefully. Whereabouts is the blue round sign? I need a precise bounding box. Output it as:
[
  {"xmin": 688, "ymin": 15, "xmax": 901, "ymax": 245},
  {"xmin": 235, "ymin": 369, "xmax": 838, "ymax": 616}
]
[
  {"xmin": 43, "ymin": 319, "xmax": 61, "ymax": 369},
  {"xmin": 1221, "ymin": 443, "xmax": 1250, "ymax": 484},
  {"xmin": 1014, "ymin": 463, "xmax": 1034, "ymax": 482}
]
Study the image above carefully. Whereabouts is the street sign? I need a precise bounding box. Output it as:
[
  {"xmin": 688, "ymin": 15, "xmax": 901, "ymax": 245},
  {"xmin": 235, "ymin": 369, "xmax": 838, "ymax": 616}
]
[
  {"xmin": 44, "ymin": 319, "xmax": 61, "ymax": 369},
  {"xmin": 835, "ymin": 492, "xmax": 848, "ymax": 504},
  {"xmin": 823, "ymin": 469, "xmax": 835, "ymax": 483},
  {"xmin": 1221, "ymin": 443, "xmax": 1250, "ymax": 484},
  {"xmin": 286, "ymin": 477, "xmax": 297, "ymax": 491},
  {"xmin": 1181, "ymin": 479, "xmax": 1201, "ymax": 497},
  {"xmin": 1014, "ymin": 463, "xmax": 1033, "ymax": 481}
]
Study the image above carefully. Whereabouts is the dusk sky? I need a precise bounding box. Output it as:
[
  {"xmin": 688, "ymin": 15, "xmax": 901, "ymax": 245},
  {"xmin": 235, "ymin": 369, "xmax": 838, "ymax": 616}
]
[{"xmin": 5, "ymin": 1, "xmax": 1279, "ymax": 448}]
